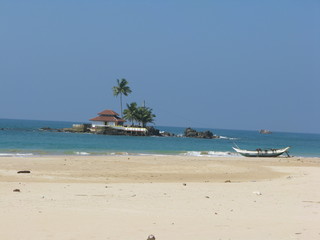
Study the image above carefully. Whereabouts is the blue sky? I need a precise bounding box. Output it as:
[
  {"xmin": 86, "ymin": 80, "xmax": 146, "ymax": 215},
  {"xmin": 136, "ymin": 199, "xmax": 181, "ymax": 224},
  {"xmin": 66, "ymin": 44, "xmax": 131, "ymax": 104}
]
[{"xmin": 1, "ymin": 1, "xmax": 319, "ymax": 133}]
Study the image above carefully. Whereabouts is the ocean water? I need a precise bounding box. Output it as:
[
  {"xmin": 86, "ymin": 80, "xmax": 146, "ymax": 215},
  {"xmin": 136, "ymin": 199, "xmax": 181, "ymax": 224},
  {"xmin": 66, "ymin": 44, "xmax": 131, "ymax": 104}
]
[{"xmin": 0, "ymin": 119, "xmax": 319, "ymax": 157}]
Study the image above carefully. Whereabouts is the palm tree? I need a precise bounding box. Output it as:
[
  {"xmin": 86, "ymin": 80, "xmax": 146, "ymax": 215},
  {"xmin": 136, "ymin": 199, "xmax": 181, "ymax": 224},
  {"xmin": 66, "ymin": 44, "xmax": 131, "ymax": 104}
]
[
  {"xmin": 123, "ymin": 102, "xmax": 138, "ymax": 126},
  {"xmin": 135, "ymin": 106, "xmax": 156, "ymax": 127},
  {"xmin": 112, "ymin": 78, "xmax": 132, "ymax": 117}
]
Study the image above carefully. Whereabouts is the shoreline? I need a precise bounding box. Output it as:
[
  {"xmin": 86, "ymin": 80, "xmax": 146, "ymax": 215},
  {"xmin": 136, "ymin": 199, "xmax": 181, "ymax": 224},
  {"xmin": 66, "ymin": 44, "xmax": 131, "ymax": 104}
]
[{"xmin": 0, "ymin": 150, "xmax": 318, "ymax": 158}]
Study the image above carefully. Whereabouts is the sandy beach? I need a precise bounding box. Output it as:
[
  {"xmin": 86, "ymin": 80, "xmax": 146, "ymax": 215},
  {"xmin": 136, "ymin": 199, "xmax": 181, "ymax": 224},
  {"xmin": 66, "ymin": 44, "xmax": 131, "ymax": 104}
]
[{"xmin": 0, "ymin": 155, "xmax": 319, "ymax": 240}]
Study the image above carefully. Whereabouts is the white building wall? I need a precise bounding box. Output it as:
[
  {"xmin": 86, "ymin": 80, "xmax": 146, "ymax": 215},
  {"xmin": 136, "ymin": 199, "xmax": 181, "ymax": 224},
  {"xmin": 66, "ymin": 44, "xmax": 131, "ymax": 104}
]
[
  {"xmin": 92, "ymin": 121, "xmax": 120, "ymax": 127},
  {"xmin": 91, "ymin": 121, "xmax": 105, "ymax": 127}
]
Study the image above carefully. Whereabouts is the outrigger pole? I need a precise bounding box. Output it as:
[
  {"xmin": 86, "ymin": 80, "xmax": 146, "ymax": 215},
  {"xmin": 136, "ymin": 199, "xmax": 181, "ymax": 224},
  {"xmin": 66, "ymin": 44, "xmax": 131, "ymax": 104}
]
[{"xmin": 285, "ymin": 149, "xmax": 291, "ymax": 157}]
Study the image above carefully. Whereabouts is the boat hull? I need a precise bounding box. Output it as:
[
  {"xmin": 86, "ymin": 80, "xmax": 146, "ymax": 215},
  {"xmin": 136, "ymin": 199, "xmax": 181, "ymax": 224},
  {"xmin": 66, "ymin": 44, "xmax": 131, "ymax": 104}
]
[{"xmin": 232, "ymin": 147, "xmax": 290, "ymax": 157}]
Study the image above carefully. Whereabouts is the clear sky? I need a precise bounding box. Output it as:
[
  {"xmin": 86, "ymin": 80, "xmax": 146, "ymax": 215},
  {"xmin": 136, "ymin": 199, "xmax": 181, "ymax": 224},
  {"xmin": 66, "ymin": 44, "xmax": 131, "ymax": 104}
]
[{"xmin": 1, "ymin": 1, "xmax": 319, "ymax": 133}]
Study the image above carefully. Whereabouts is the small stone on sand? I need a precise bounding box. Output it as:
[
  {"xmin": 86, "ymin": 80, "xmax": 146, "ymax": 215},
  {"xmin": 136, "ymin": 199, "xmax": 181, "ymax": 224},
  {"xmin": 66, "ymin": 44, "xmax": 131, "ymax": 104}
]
[{"xmin": 147, "ymin": 234, "xmax": 155, "ymax": 240}]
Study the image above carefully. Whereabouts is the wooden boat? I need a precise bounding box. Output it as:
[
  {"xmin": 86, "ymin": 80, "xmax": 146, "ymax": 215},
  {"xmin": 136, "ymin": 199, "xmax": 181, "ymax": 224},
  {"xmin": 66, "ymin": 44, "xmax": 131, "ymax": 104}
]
[{"xmin": 232, "ymin": 146, "xmax": 290, "ymax": 157}]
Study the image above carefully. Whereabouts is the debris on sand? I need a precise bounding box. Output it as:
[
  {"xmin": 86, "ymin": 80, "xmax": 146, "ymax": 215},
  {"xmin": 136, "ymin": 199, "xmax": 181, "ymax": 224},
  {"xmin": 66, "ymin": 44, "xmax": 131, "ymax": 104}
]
[
  {"xmin": 17, "ymin": 170, "xmax": 31, "ymax": 174},
  {"xmin": 253, "ymin": 191, "xmax": 262, "ymax": 196}
]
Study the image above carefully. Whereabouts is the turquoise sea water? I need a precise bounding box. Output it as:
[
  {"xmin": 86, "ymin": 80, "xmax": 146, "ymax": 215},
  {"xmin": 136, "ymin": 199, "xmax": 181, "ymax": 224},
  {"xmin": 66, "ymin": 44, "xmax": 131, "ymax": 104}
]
[{"xmin": 0, "ymin": 119, "xmax": 319, "ymax": 157}]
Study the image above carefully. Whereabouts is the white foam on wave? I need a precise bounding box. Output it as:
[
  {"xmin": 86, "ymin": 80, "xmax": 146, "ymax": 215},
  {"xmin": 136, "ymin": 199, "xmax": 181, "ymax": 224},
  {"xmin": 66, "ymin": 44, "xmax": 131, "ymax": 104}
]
[
  {"xmin": 110, "ymin": 152, "xmax": 129, "ymax": 156},
  {"xmin": 219, "ymin": 136, "xmax": 239, "ymax": 140},
  {"xmin": 207, "ymin": 151, "xmax": 238, "ymax": 157},
  {"xmin": 75, "ymin": 151, "xmax": 90, "ymax": 155},
  {"xmin": 0, "ymin": 153, "xmax": 34, "ymax": 157},
  {"xmin": 182, "ymin": 151, "xmax": 238, "ymax": 157},
  {"xmin": 183, "ymin": 151, "xmax": 203, "ymax": 157}
]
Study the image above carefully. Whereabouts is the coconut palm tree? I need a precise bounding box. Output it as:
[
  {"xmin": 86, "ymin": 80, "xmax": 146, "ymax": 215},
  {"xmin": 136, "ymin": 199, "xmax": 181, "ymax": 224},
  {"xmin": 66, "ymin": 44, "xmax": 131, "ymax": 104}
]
[
  {"xmin": 112, "ymin": 78, "xmax": 132, "ymax": 117},
  {"xmin": 123, "ymin": 102, "xmax": 138, "ymax": 126},
  {"xmin": 135, "ymin": 106, "xmax": 156, "ymax": 127}
]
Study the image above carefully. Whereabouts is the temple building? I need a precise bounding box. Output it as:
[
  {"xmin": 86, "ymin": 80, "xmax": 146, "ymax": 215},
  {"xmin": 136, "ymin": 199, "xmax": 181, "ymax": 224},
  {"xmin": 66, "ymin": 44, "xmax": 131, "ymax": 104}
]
[
  {"xmin": 89, "ymin": 109, "xmax": 147, "ymax": 134},
  {"xmin": 89, "ymin": 110, "xmax": 125, "ymax": 127}
]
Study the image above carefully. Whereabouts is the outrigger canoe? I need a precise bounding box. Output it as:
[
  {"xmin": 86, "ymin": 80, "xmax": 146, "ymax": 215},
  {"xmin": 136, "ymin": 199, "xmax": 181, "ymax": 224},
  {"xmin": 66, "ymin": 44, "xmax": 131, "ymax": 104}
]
[{"xmin": 232, "ymin": 146, "xmax": 290, "ymax": 157}]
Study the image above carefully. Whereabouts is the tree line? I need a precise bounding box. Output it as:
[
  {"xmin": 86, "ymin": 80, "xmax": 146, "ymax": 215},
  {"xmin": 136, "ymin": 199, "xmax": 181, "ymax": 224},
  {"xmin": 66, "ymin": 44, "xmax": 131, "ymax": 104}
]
[{"xmin": 113, "ymin": 78, "xmax": 156, "ymax": 128}]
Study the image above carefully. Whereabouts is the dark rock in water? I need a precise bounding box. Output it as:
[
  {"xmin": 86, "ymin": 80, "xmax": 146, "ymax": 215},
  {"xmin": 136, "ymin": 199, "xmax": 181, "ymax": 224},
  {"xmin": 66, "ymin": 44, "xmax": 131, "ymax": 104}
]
[
  {"xmin": 259, "ymin": 129, "xmax": 272, "ymax": 134},
  {"xmin": 102, "ymin": 127, "xmax": 126, "ymax": 135},
  {"xmin": 60, "ymin": 122, "xmax": 176, "ymax": 137},
  {"xmin": 61, "ymin": 124, "xmax": 92, "ymax": 133},
  {"xmin": 17, "ymin": 170, "xmax": 31, "ymax": 174},
  {"xmin": 199, "ymin": 130, "xmax": 214, "ymax": 138},
  {"xmin": 184, "ymin": 128, "xmax": 197, "ymax": 137},
  {"xmin": 146, "ymin": 126, "xmax": 160, "ymax": 136},
  {"xmin": 160, "ymin": 131, "xmax": 174, "ymax": 137},
  {"xmin": 39, "ymin": 127, "xmax": 62, "ymax": 132},
  {"xmin": 184, "ymin": 128, "xmax": 219, "ymax": 139},
  {"xmin": 39, "ymin": 127, "xmax": 52, "ymax": 131}
]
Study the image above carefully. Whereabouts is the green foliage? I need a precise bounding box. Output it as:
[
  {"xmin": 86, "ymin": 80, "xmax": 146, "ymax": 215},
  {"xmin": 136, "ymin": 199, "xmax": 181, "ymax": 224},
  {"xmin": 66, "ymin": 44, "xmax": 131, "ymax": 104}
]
[
  {"xmin": 135, "ymin": 106, "xmax": 156, "ymax": 127},
  {"xmin": 123, "ymin": 102, "xmax": 138, "ymax": 125},
  {"xmin": 112, "ymin": 78, "xmax": 132, "ymax": 116},
  {"xmin": 112, "ymin": 78, "xmax": 156, "ymax": 127},
  {"xmin": 123, "ymin": 103, "xmax": 156, "ymax": 127}
]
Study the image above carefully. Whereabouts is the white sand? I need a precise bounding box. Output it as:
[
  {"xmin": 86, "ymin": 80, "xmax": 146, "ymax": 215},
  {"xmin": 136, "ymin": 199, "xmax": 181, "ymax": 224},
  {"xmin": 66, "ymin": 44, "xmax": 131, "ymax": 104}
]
[{"xmin": 0, "ymin": 155, "xmax": 319, "ymax": 240}]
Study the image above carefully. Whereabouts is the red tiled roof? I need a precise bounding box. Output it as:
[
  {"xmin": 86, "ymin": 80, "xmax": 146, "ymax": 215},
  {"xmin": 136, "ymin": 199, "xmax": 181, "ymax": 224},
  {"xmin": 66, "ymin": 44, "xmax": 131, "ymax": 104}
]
[
  {"xmin": 90, "ymin": 116, "xmax": 125, "ymax": 122},
  {"xmin": 98, "ymin": 110, "xmax": 120, "ymax": 116}
]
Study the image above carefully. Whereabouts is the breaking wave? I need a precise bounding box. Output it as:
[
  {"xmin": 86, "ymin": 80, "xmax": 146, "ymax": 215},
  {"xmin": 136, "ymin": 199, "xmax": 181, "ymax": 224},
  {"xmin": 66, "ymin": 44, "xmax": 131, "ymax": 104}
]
[
  {"xmin": 74, "ymin": 151, "xmax": 91, "ymax": 155},
  {"xmin": 219, "ymin": 136, "xmax": 239, "ymax": 140},
  {"xmin": 0, "ymin": 153, "xmax": 34, "ymax": 157},
  {"xmin": 182, "ymin": 151, "xmax": 238, "ymax": 157}
]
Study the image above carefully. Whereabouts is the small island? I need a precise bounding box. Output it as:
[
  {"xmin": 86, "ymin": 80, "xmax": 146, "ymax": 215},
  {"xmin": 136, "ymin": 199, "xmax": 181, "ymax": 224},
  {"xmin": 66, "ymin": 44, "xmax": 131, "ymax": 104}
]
[
  {"xmin": 61, "ymin": 109, "xmax": 160, "ymax": 136},
  {"xmin": 260, "ymin": 129, "xmax": 272, "ymax": 134},
  {"xmin": 60, "ymin": 120, "xmax": 219, "ymax": 139},
  {"xmin": 44, "ymin": 79, "xmax": 219, "ymax": 139}
]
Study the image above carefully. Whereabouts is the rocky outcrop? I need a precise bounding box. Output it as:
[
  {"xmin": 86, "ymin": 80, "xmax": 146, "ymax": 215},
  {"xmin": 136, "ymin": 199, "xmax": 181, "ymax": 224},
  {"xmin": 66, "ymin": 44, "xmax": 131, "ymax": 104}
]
[
  {"xmin": 145, "ymin": 126, "xmax": 160, "ymax": 136},
  {"xmin": 45, "ymin": 123, "xmax": 219, "ymax": 139},
  {"xmin": 184, "ymin": 128, "xmax": 219, "ymax": 139},
  {"xmin": 39, "ymin": 127, "xmax": 62, "ymax": 132},
  {"xmin": 94, "ymin": 126, "xmax": 126, "ymax": 135},
  {"xmin": 260, "ymin": 129, "xmax": 272, "ymax": 134},
  {"xmin": 61, "ymin": 124, "xmax": 92, "ymax": 133},
  {"xmin": 160, "ymin": 131, "xmax": 175, "ymax": 137},
  {"xmin": 37, "ymin": 122, "xmax": 224, "ymax": 140},
  {"xmin": 146, "ymin": 127, "xmax": 175, "ymax": 137}
]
